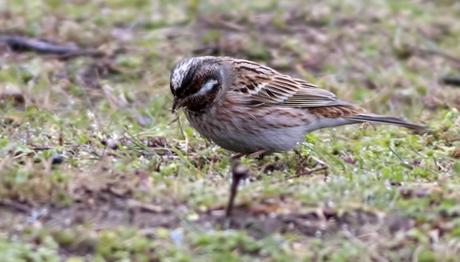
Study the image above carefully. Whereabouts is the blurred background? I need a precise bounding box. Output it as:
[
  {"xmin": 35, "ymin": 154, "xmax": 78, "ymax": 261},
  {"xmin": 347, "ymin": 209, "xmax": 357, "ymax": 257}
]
[{"xmin": 1, "ymin": 0, "xmax": 460, "ymax": 261}]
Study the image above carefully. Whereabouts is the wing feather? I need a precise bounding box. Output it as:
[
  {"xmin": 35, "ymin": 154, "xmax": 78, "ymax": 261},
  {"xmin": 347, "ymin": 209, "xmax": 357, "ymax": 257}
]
[{"xmin": 230, "ymin": 59, "xmax": 346, "ymax": 108}]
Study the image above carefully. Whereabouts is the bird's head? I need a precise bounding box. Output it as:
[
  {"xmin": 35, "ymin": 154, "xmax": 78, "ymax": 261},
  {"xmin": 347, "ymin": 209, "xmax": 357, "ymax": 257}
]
[{"xmin": 170, "ymin": 56, "xmax": 228, "ymax": 113}]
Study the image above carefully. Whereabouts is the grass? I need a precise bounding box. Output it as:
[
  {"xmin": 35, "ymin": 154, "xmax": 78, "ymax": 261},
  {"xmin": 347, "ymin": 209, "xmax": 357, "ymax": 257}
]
[{"xmin": 1, "ymin": 0, "xmax": 460, "ymax": 261}]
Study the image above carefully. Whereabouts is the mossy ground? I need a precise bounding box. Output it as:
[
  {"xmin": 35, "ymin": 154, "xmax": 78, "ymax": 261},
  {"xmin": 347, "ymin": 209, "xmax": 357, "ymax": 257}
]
[{"xmin": 1, "ymin": 0, "xmax": 460, "ymax": 261}]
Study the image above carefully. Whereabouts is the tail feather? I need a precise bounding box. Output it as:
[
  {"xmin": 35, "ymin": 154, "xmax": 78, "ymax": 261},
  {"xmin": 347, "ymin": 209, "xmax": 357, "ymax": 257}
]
[{"xmin": 346, "ymin": 114, "xmax": 427, "ymax": 132}]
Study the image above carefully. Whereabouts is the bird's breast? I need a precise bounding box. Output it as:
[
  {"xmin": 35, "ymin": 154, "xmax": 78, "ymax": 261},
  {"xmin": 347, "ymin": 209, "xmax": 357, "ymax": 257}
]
[{"xmin": 184, "ymin": 105, "xmax": 315, "ymax": 153}]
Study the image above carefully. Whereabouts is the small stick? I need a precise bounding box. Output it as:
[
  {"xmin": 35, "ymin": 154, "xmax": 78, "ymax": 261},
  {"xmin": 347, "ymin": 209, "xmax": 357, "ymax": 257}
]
[
  {"xmin": 225, "ymin": 160, "xmax": 249, "ymax": 217},
  {"xmin": 441, "ymin": 76, "xmax": 460, "ymax": 87},
  {"xmin": 0, "ymin": 199, "xmax": 31, "ymax": 213},
  {"xmin": 0, "ymin": 35, "xmax": 103, "ymax": 58}
]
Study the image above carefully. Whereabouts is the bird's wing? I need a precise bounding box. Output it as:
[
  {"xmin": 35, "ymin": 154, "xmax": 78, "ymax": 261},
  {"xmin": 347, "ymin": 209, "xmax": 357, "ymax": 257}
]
[
  {"xmin": 229, "ymin": 59, "xmax": 347, "ymax": 108},
  {"xmin": 224, "ymin": 58, "xmax": 424, "ymax": 130}
]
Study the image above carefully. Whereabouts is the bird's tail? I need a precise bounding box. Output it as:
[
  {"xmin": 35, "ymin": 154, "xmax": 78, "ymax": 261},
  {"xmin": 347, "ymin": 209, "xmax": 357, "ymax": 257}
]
[{"xmin": 346, "ymin": 114, "xmax": 427, "ymax": 132}]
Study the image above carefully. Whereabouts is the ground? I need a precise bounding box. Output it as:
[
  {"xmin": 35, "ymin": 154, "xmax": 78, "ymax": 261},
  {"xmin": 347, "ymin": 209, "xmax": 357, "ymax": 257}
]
[{"xmin": 1, "ymin": 0, "xmax": 460, "ymax": 261}]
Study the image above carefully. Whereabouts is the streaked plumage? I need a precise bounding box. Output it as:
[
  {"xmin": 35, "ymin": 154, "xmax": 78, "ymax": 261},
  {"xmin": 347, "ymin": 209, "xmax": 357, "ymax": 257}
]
[{"xmin": 170, "ymin": 56, "xmax": 425, "ymax": 154}]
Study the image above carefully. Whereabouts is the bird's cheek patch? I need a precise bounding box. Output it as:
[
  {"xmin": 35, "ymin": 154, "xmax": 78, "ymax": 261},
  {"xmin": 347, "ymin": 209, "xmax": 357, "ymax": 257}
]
[{"xmin": 196, "ymin": 79, "xmax": 219, "ymax": 96}]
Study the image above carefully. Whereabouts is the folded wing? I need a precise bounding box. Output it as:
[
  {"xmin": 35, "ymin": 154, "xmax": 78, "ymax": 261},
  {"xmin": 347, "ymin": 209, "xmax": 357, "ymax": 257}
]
[{"xmin": 231, "ymin": 59, "xmax": 348, "ymax": 108}]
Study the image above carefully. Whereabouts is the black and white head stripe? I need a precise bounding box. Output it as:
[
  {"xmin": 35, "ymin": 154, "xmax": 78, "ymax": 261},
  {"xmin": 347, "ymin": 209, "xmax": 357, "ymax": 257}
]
[
  {"xmin": 171, "ymin": 58, "xmax": 197, "ymax": 91},
  {"xmin": 170, "ymin": 56, "xmax": 221, "ymax": 91}
]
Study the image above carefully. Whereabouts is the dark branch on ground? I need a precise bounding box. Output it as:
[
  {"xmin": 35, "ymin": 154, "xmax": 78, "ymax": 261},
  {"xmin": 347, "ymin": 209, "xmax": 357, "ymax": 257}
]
[
  {"xmin": 440, "ymin": 75, "xmax": 460, "ymax": 87},
  {"xmin": 0, "ymin": 35, "xmax": 104, "ymax": 59}
]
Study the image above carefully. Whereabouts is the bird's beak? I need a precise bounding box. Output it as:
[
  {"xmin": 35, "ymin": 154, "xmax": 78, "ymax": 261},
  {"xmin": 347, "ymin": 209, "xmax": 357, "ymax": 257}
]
[{"xmin": 171, "ymin": 97, "xmax": 183, "ymax": 113}]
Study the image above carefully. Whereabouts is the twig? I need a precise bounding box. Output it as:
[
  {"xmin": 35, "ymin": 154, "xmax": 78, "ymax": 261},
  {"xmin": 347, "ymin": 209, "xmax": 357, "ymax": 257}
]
[
  {"xmin": 389, "ymin": 146, "xmax": 413, "ymax": 170},
  {"xmin": 30, "ymin": 146, "xmax": 52, "ymax": 151},
  {"xmin": 440, "ymin": 76, "xmax": 460, "ymax": 87},
  {"xmin": 414, "ymin": 48, "xmax": 460, "ymax": 68},
  {"xmin": 0, "ymin": 199, "xmax": 31, "ymax": 213},
  {"xmin": 0, "ymin": 35, "xmax": 104, "ymax": 58},
  {"xmin": 198, "ymin": 16, "xmax": 244, "ymax": 32},
  {"xmin": 126, "ymin": 199, "xmax": 165, "ymax": 213},
  {"xmin": 168, "ymin": 115, "xmax": 179, "ymax": 125}
]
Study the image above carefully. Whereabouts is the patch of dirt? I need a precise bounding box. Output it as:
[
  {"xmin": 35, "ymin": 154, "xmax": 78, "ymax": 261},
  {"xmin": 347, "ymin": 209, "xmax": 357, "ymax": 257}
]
[
  {"xmin": 0, "ymin": 194, "xmax": 413, "ymax": 241},
  {"xmin": 0, "ymin": 197, "xmax": 180, "ymax": 231}
]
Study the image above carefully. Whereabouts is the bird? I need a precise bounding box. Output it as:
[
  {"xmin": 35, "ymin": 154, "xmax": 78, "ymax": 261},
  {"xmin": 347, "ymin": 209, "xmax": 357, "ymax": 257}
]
[
  {"xmin": 170, "ymin": 56, "xmax": 425, "ymax": 217},
  {"xmin": 170, "ymin": 56, "xmax": 425, "ymax": 156}
]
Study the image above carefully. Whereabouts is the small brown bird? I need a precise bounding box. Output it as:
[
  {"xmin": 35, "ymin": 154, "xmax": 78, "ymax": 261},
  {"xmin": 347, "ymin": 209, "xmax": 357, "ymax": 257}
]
[{"xmin": 170, "ymin": 56, "xmax": 424, "ymax": 155}]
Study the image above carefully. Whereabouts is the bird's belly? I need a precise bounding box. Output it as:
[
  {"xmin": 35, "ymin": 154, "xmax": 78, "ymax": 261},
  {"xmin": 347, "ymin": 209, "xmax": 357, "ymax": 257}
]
[{"xmin": 185, "ymin": 111, "xmax": 307, "ymax": 153}]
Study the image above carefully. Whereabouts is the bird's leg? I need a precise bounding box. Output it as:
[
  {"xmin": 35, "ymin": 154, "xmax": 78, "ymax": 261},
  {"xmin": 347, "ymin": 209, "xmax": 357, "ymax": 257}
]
[{"xmin": 225, "ymin": 160, "xmax": 249, "ymax": 217}]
